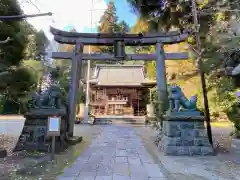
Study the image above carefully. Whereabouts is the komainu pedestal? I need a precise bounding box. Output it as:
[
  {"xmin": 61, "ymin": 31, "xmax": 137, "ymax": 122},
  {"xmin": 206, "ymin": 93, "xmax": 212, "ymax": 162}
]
[
  {"xmin": 14, "ymin": 85, "xmax": 69, "ymax": 152},
  {"xmin": 158, "ymin": 86, "xmax": 214, "ymax": 156}
]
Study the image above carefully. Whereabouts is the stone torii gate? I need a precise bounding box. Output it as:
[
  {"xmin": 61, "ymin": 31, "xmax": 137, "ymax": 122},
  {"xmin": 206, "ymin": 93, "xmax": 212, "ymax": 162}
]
[{"xmin": 50, "ymin": 26, "xmax": 189, "ymax": 137}]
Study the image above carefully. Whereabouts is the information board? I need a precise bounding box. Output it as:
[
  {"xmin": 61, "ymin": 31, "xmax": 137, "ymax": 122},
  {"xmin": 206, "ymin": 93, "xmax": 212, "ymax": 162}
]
[{"xmin": 47, "ymin": 116, "xmax": 61, "ymax": 136}]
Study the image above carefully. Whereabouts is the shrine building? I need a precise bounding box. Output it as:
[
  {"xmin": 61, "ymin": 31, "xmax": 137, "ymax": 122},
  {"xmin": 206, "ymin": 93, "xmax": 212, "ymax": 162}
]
[{"xmin": 87, "ymin": 64, "xmax": 156, "ymax": 116}]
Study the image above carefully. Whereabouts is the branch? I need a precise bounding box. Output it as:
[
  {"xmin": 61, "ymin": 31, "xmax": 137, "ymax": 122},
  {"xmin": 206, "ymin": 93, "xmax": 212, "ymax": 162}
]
[
  {"xmin": 0, "ymin": 37, "xmax": 12, "ymax": 44},
  {"xmin": 187, "ymin": 44, "xmax": 205, "ymax": 57},
  {"xmin": 22, "ymin": 0, "xmax": 41, "ymax": 12}
]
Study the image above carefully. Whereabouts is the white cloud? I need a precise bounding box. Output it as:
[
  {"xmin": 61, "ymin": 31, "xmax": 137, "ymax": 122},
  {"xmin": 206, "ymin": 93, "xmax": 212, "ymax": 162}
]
[{"xmin": 20, "ymin": 0, "xmax": 107, "ymax": 39}]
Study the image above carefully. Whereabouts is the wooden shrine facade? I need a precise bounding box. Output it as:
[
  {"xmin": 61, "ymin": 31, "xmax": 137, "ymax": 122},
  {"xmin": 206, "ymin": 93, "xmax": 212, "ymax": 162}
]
[{"xmin": 84, "ymin": 65, "xmax": 156, "ymax": 116}]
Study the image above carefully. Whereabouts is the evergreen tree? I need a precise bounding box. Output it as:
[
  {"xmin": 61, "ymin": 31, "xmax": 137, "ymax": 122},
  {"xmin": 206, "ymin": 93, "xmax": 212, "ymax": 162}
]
[
  {"xmin": 96, "ymin": 1, "xmax": 130, "ymax": 64},
  {"xmin": 98, "ymin": 1, "xmax": 118, "ymax": 34},
  {"xmin": 35, "ymin": 30, "xmax": 49, "ymax": 60},
  {"xmin": 0, "ymin": 0, "xmax": 38, "ymax": 113},
  {"xmin": 117, "ymin": 20, "xmax": 130, "ymax": 33},
  {"xmin": 0, "ymin": 0, "xmax": 26, "ymax": 67},
  {"xmin": 97, "ymin": 0, "xmax": 119, "ymax": 57},
  {"xmin": 22, "ymin": 22, "xmax": 49, "ymax": 61},
  {"xmin": 127, "ymin": 0, "xmax": 240, "ymax": 125}
]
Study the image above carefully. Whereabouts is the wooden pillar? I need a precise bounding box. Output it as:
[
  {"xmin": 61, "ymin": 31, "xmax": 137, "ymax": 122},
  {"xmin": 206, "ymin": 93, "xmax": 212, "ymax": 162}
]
[
  {"xmin": 155, "ymin": 42, "xmax": 168, "ymax": 114},
  {"xmin": 68, "ymin": 43, "xmax": 83, "ymax": 137}
]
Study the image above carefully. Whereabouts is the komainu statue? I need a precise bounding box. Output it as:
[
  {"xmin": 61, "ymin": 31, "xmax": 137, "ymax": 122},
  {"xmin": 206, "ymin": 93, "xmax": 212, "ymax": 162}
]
[
  {"xmin": 167, "ymin": 85, "xmax": 198, "ymax": 112},
  {"xmin": 14, "ymin": 84, "xmax": 69, "ymax": 152},
  {"xmin": 159, "ymin": 86, "xmax": 213, "ymax": 156},
  {"xmin": 29, "ymin": 85, "xmax": 65, "ymax": 109}
]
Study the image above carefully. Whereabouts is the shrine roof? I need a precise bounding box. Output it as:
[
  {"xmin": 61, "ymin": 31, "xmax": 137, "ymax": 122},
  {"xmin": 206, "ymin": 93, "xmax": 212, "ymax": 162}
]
[{"xmin": 88, "ymin": 64, "xmax": 156, "ymax": 87}]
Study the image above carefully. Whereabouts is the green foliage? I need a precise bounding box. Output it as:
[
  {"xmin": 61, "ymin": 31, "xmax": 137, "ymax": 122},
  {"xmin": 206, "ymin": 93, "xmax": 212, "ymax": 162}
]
[
  {"xmin": 50, "ymin": 65, "xmax": 86, "ymax": 104},
  {"xmin": 23, "ymin": 59, "xmax": 44, "ymax": 82},
  {"xmin": 53, "ymin": 29, "xmax": 86, "ymax": 104},
  {"xmin": 0, "ymin": 66, "xmax": 37, "ymax": 100},
  {"xmin": 95, "ymin": 0, "xmax": 130, "ymax": 65},
  {"xmin": 0, "ymin": 0, "xmax": 26, "ymax": 70},
  {"xmin": 127, "ymin": 0, "xmax": 232, "ymax": 33},
  {"xmin": 35, "ymin": 30, "xmax": 49, "ymax": 59},
  {"xmin": 21, "ymin": 21, "xmax": 49, "ymax": 60},
  {"xmin": 98, "ymin": 1, "xmax": 119, "ymax": 33},
  {"xmin": 116, "ymin": 20, "xmax": 130, "ymax": 33},
  {"xmin": 77, "ymin": 86, "xmax": 86, "ymax": 104},
  {"xmin": 0, "ymin": 0, "xmax": 44, "ymax": 113},
  {"xmin": 127, "ymin": 0, "xmax": 240, "ymax": 124},
  {"xmin": 150, "ymin": 88, "xmax": 163, "ymax": 129},
  {"xmin": 227, "ymin": 102, "xmax": 240, "ymax": 133}
]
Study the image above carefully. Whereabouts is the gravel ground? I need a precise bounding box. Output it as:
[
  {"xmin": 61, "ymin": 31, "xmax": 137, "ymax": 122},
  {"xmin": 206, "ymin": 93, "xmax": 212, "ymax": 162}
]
[
  {"xmin": 0, "ymin": 134, "xmax": 18, "ymax": 154},
  {"xmin": 0, "ymin": 133, "xmax": 22, "ymax": 179}
]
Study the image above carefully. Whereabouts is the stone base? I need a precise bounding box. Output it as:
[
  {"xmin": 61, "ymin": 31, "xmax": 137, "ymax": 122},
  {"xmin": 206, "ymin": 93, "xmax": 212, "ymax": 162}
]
[
  {"xmin": 14, "ymin": 112, "xmax": 69, "ymax": 153},
  {"xmin": 158, "ymin": 116, "xmax": 214, "ymax": 156},
  {"xmin": 67, "ymin": 136, "xmax": 83, "ymax": 146},
  {"xmin": 145, "ymin": 116, "xmax": 156, "ymax": 124}
]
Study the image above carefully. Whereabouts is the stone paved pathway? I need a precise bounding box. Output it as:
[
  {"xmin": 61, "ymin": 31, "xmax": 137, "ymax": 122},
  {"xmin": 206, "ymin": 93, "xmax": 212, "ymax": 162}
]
[{"xmin": 57, "ymin": 125, "xmax": 166, "ymax": 180}]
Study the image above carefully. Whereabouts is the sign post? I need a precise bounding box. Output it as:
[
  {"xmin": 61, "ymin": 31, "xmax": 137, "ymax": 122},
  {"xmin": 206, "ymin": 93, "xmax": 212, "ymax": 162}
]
[{"xmin": 47, "ymin": 116, "xmax": 61, "ymax": 160}]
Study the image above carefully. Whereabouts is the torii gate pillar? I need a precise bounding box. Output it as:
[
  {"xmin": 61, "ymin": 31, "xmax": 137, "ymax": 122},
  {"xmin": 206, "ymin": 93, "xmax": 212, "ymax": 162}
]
[
  {"xmin": 68, "ymin": 44, "xmax": 83, "ymax": 137},
  {"xmin": 156, "ymin": 42, "xmax": 168, "ymax": 114}
]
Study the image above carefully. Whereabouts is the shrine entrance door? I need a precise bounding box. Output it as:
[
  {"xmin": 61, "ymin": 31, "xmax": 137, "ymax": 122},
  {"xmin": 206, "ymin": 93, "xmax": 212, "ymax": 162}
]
[{"xmin": 107, "ymin": 104, "xmax": 124, "ymax": 115}]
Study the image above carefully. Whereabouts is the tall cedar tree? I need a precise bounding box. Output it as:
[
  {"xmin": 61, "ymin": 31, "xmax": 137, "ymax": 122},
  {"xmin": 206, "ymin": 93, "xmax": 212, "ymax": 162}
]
[{"xmin": 96, "ymin": 1, "xmax": 129, "ymax": 64}]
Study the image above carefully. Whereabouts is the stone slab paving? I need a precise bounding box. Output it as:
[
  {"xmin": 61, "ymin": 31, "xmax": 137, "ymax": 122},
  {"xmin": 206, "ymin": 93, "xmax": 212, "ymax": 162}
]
[
  {"xmin": 134, "ymin": 125, "xmax": 240, "ymax": 180},
  {"xmin": 57, "ymin": 125, "xmax": 166, "ymax": 180}
]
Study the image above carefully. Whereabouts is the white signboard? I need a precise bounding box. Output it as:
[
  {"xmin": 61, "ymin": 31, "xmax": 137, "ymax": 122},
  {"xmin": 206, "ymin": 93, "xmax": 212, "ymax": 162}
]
[
  {"xmin": 49, "ymin": 117, "xmax": 60, "ymax": 131},
  {"xmin": 47, "ymin": 116, "xmax": 61, "ymax": 136}
]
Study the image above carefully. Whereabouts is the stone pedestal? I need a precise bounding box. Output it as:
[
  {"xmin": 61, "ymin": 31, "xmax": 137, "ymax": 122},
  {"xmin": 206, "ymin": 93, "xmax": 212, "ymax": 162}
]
[
  {"xmin": 13, "ymin": 108, "xmax": 69, "ymax": 152},
  {"xmin": 158, "ymin": 112, "xmax": 214, "ymax": 156}
]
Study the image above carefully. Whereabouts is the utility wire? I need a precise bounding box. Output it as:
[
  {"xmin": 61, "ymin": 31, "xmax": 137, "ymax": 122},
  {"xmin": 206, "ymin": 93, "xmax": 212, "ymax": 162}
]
[{"xmin": 0, "ymin": 12, "xmax": 52, "ymax": 20}]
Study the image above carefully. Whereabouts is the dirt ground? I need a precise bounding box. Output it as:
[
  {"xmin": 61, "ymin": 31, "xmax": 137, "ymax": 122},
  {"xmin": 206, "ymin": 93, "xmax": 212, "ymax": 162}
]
[
  {"xmin": 0, "ymin": 124, "xmax": 104, "ymax": 180},
  {"xmin": 0, "ymin": 134, "xmax": 18, "ymax": 153}
]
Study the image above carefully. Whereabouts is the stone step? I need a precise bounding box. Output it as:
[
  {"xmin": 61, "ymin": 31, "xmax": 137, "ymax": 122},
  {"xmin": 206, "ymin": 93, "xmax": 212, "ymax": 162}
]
[{"xmin": 94, "ymin": 116, "xmax": 146, "ymax": 125}]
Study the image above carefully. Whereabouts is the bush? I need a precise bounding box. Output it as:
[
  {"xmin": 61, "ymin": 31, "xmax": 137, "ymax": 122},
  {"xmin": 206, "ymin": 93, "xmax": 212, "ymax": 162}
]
[
  {"xmin": 1, "ymin": 100, "xmax": 19, "ymax": 114},
  {"xmin": 226, "ymin": 102, "xmax": 240, "ymax": 133},
  {"xmin": 151, "ymin": 88, "xmax": 164, "ymax": 130}
]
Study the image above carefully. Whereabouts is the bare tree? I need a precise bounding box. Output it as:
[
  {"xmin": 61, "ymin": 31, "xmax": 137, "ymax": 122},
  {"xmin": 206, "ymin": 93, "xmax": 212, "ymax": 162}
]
[{"xmin": 19, "ymin": 0, "xmax": 41, "ymax": 12}]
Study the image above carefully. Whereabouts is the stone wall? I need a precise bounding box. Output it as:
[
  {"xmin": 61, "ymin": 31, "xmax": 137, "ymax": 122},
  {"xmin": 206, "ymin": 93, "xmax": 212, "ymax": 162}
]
[{"xmin": 158, "ymin": 117, "xmax": 214, "ymax": 156}]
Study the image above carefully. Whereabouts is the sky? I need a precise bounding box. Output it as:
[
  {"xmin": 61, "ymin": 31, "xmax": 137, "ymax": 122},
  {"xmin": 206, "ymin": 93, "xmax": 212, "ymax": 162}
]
[{"xmin": 20, "ymin": 0, "xmax": 137, "ymax": 39}]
